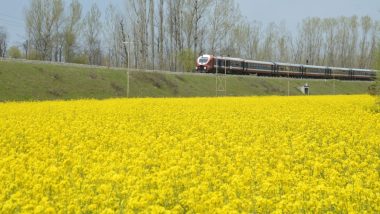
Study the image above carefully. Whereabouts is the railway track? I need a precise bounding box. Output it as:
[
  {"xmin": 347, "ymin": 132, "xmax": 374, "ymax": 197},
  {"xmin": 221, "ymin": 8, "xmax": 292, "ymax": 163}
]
[{"xmin": 1, "ymin": 57, "xmax": 376, "ymax": 82}]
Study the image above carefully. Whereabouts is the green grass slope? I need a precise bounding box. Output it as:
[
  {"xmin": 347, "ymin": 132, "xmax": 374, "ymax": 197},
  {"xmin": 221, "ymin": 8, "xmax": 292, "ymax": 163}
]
[{"xmin": 0, "ymin": 60, "xmax": 373, "ymax": 101}]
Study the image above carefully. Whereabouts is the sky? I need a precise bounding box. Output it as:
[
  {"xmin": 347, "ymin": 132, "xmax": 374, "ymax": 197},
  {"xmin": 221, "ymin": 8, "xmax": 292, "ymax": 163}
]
[{"xmin": 0, "ymin": 0, "xmax": 379, "ymax": 46}]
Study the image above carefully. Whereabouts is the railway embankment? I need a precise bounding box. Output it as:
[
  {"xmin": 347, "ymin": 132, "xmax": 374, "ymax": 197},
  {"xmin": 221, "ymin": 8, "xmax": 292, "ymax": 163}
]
[{"xmin": 0, "ymin": 59, "xmax": 374, "ymax": 101}]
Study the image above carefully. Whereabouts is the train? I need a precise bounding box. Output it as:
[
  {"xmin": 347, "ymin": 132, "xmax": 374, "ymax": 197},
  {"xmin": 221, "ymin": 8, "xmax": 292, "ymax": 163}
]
[{"xmin": 196, "ymin": 54, "xmax": 377, "ymax": 81}]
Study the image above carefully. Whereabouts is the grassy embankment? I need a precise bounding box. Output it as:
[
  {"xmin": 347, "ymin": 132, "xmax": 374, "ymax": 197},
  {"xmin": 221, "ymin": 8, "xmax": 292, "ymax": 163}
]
[{"xmin": 0, "ymin": 60, "xmax": 373, "ymax": 101}]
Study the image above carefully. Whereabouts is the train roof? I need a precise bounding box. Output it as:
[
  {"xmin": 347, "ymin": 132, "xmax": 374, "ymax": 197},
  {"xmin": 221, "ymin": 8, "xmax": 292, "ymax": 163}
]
[
  {"xmin": 303, "ymin": 64, "xmax": 329, "ymax": 69},
  {"xmin": 244, "ymin": 59, "xmax": 274, "ymax": 65},
  {"xmin": 351, "ymin": 68, "xmax": 374, "ymax": 72},
  {"xmin": 275, "ymin": 62, "xmax": 302, "ymax": 67},
  {"xmin": 215, "ymin": 56, "xmax": 244, "ymax": 61},
  {"xmin": 329, "ymin": 66, "xmax": 352, "ymax": 71}
]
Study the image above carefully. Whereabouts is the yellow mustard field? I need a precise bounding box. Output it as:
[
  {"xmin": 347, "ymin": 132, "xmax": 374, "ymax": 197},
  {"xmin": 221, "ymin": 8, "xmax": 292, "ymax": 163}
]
[{"xmin": 0, "ymin": 95, "xmax": 379, "ymax": 213}]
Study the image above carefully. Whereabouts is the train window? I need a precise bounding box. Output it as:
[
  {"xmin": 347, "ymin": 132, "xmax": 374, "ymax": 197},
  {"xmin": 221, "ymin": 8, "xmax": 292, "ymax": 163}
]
[
  {"xmin": 251, "ymin": 63, "xmax": 271, "ymax": 70},
  {"xmin": 307, "ymin": 68, "xmax": 324, "ymax": 73},
  {"xmin": 278, "ymin": 65, "xmax": 299, "ymax": 72},
  {"xmin": 334, "ymin": 69, "xmax": 345, "ymax": 74},
  {"xmin": 215, "ymin": 59, "xmax": 221, "ymax": 66},
  {"xmin": 199, "ymin": 57, "xmax": 208, "ymax": 63},
  {"xmin": 233, "ymin": 61, "xmax": 242, "ymax": 67},
  {"xmin": 231, "ymin": 61, "xmax": 240, "ymax": 67}
]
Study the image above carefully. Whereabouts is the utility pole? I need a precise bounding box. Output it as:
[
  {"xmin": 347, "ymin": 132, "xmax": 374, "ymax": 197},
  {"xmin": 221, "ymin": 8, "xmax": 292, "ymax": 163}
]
[
  {"xmin": 123, "ymin": 41, "xmax": 134, "ymax": 98},
  {"xmin": 216, "ymin": 57, "xmax": 227, "ymax": 96},
  {"xmin": 333, "ymin": 77, "xmax": 336, "ymax": 95},
  {"xmin": 288, "ymin": 69, "xmax": 290, "ymax": 96}
]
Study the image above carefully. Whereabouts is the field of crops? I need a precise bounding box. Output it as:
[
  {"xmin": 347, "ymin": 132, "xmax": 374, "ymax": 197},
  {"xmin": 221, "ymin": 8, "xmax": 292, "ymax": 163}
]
[{"xmin": 0, "ymin": 95, "xmax": 379, "ymax": 213}]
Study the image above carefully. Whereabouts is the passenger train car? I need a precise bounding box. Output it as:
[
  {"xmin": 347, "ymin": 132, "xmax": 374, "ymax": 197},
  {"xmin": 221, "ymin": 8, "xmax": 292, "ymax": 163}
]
[{"xmin": 196, "ymin": 55, "xmax": 377, "ymax": 81}]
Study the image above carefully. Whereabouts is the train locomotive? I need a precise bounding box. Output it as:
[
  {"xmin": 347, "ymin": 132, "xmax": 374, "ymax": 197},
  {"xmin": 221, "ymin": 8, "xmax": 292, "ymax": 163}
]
[{"xmin": 196, "ymin": 54, "xmax": 377, "ymax": 81}]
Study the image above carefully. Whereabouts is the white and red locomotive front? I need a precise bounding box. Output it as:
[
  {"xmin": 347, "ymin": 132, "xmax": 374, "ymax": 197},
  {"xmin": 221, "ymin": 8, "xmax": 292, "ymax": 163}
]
[{"xmin": 196, "ymin": 55, "xmax": 214, "ymax": 73}]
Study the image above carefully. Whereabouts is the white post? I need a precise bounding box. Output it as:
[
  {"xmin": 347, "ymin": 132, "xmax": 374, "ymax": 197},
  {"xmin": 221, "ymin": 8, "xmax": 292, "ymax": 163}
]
[
  {"xmin": 333, "ymin": 78, "xmax": 336, "ymax": 95},
  {"xmin": 127, "ymin": 43, "xmax": 130, "ymax": 98},
  {"xmin": 288, "ymin": 70, "xmax": 290, "ymax": 96}
]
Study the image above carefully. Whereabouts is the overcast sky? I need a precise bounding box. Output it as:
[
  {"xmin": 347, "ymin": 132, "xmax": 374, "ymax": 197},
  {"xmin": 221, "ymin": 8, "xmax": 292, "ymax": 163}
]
[{"xmin": 0, "ymin": 0, "xmax": 379, "ymax": 46}]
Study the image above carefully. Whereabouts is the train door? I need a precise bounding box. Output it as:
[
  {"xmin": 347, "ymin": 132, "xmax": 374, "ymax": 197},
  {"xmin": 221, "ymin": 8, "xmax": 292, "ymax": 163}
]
[
  {"xmin": 240, "ymin": 61, "xmax": 244, "ymax": 73},
  {"xmin": 272, "ymin": 63, "xmax": 278, "ymax": 76},
  {"xmin": 300, "ymin": 66, "xmax": 304, "ymax": 78},
  {"xmin": 226, "ymin": 60, "xmax": 230, "ymax": 73},
  {"xmin": 217, "ymin": 58, "xmax": 223, "ymax": 68},
  {"xmin": 324, "ymin": 68, "xmax": 332, "ymax": 79},
  {"xmin": 349, "ymin": 69, "xmax": 354, "ymax": 80}
]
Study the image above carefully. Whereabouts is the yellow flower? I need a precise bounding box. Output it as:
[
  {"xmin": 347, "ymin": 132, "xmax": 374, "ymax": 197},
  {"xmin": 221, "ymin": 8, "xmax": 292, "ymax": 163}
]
[{"xmin": 0, "ymin": 95, "xmax": 378, "ymax": 213}]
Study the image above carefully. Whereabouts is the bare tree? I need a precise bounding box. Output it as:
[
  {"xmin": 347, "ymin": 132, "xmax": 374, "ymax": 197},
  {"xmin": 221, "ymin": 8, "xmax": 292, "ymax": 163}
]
[
  {"xmin": 158, "ymin": 0, "xmax": 164, "ymax": 70},
  {"xmin": 300, "ymin": 18, "xmax": 323, "ymax": 65},
  {"xmin": 64, "ymin": 0, "xmax": 82, "ymax": 63},
  {"xmin": 260, "ymin": 22, "xmax": 277, "ymax": 61},
  {"xmin": 183, "ymin": 0, "xmax": 212, "ymax": 58},
  {"xmin": 83, "ymin": 3, "xmax": 102, "ymax": 65},
  {"xmin": 246, "ymin": 21, "xmax": 262, "ymax": 60},
  {"xmin": 335, "ymin": 17, "xmax": 351, "ymax": 67},
  {"xmin": 120, "ymin": 20, "xmax": 129, "ymax": 67},
  {"xmin": 347, "ymin": 16, "xmax": 359, "ymax": 67},
  {"xmin": 359, "ymin": 16, "xmax": 372, "ymax": 68},
  {"xmin": 322, "ymin": 18, "xmax": 338, "ymax": 66},
  {"xmin": 233, "ymin": 21, "xmax": 252, "ymax": 58},
  {"xmin": 126, "ymin": 0, "xmax": 148, "ymax": 69},
  {"xmin": 149, "ymin": 0, "xmax": 155, "ymax": 70},
  {"xmin": 25, "ymin": 0, "xmax": 64, "ymax": 60},
  {"xmin": 104, "ymin": 3, "xmax": 126, "ymax": 67},
  {"xmin": 22, "ymin": 40, "xmax": 29, "ymax": 59},
  {"xmin": 368, "ymin": 20, "xmax": 380, "ymax": 68},
  {"xmin": 208, "ymin": 0, "xmax": 241, "ymax": 56},
  {"xmin": 226, "ymin": 21, "xmax": 253, "ymax": 58},
  {"xmin": 52, "ymin": 0, "xmax": 65, "ymax": 61},
  {"xmin": 166, "ymin": 0, "xmax": 185, "ymax": 70},
  {"xmin": 0, "ymin": 27, "xmax": 7, "ymax": 57}
]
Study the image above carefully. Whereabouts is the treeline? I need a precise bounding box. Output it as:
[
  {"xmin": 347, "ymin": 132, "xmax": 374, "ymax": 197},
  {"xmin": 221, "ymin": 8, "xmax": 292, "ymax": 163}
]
[
  {"xmin": 1, "ymin": 0, "xmax": 379, "ymax": 71},
  {"xmin": 235, "ymin": 17, "xmax": 379, "ymax": 69}
]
